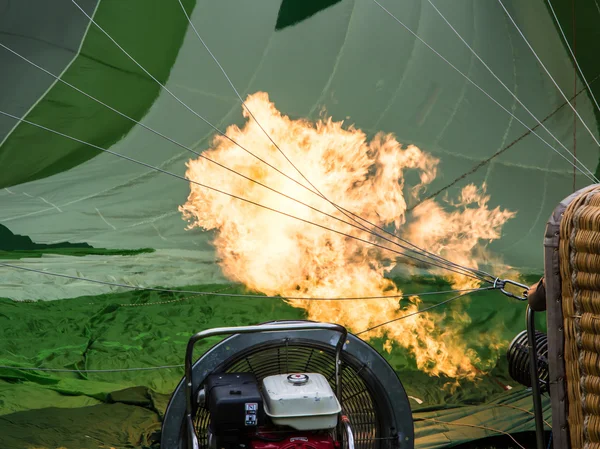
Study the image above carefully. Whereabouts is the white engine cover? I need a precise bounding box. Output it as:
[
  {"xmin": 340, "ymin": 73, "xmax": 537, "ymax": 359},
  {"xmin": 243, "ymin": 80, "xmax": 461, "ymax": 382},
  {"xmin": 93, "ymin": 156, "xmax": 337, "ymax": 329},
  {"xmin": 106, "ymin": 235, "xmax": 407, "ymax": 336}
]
[{"xmin": 261, "ymin": 373, "xmax": 341, "ymax": 430}]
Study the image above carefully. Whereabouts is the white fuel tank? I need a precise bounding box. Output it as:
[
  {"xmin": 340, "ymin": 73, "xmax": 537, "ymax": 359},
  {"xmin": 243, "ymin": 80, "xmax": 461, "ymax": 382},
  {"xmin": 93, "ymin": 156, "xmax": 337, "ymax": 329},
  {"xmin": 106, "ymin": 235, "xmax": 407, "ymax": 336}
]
[{"xmin": 261, "ymin": 373, "xmax": 341, "ymax": 430}]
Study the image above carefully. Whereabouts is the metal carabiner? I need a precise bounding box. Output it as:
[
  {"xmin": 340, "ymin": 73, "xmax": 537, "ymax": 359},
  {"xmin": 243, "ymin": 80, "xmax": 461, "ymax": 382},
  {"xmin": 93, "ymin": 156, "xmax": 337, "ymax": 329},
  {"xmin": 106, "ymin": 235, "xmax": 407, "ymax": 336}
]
[{"xmin": 494, "ymin": 278, "xmax": 529, "ymax": 301}]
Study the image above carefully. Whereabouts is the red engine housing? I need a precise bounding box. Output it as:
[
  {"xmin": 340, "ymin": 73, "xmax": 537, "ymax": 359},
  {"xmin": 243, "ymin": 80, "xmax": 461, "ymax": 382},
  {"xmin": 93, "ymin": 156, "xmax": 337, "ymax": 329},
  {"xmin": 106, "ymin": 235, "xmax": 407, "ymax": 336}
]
[{"xmin": 250, "ymin": 433, "xmax": 338, "ymax": 449}]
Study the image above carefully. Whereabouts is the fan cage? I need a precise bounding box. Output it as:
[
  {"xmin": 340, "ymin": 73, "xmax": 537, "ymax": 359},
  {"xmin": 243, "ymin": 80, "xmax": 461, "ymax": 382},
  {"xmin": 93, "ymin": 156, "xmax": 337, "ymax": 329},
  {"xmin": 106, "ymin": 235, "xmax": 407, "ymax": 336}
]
[
  {"xmin": 193, "ymin": 339, "xmax": 391, "ymax": 449},
  {"xmin": 507, "ymin": 329, "xmax": 549, "ymax": 390}
]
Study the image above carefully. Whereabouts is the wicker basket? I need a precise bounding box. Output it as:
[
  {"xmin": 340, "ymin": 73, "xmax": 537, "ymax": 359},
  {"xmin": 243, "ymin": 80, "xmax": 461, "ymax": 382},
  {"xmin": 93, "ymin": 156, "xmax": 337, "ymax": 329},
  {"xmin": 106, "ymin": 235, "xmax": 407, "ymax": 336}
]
[{"xmin": 546, "ymin": 185, "xmax": 600, "ymax": 449}]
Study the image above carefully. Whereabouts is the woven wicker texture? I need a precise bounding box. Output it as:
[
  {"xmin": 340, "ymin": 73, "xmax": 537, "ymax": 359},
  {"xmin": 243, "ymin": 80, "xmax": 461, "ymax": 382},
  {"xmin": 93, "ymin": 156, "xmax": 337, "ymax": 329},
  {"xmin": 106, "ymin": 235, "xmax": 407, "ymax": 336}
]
[{"xmin": 561, "ymin": 185, "xmax": 600, "ymax": 449}]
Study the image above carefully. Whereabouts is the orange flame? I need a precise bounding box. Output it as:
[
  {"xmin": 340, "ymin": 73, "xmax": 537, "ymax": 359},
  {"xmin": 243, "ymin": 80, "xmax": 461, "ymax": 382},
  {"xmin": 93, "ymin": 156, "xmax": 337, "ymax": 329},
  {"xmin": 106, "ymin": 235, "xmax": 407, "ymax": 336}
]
[
  {"xmin": 180, "ymin": 92, "xmax": 515, "ymax": 379},
  {"xmin": 407, "ymin": 186, "xmax": 516, "ymax": 290}
]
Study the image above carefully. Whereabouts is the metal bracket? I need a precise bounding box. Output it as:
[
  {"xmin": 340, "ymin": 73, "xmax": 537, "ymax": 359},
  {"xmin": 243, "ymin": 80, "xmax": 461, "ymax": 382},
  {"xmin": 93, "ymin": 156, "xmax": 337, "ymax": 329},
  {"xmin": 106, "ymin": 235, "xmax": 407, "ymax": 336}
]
[
  {"xmin": 342, "ymin": 415, "xmax": 355, "ymax": 449},
  {"xmin": 494, "ymin": 278, "xmax": 529, "ymax": 301},
  {"xmin": 527, "ymin": 307, "xmax": 546, "ymax": 449}
]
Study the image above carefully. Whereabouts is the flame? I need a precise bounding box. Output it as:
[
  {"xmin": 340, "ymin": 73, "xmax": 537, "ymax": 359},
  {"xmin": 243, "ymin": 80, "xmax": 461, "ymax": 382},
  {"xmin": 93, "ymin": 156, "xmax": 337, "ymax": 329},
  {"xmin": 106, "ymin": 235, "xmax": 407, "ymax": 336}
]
[
  {"xmin": 407, "ymin": 186, "xmax": 517, "ymax": 289},
  {"xmin": 180, "ymin": 92, "xmax": 514, "ymax": 379}
]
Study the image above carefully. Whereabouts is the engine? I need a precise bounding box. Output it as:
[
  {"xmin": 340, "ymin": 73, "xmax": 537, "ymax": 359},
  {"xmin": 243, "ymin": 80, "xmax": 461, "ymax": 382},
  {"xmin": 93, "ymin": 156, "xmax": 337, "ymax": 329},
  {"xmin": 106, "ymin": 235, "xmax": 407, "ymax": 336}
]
[{"xmin": 202, "ymin": 372, "xmax": 342, "ymax": 449}]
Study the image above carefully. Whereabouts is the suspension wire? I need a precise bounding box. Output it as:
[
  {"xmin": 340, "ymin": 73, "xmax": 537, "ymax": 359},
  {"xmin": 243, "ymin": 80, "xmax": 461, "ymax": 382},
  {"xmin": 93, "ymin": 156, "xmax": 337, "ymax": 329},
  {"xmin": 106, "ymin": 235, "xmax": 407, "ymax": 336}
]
[
  {"xmin": 571, "ymin": 0, "xmax": 576, "ymax": 193},
  {"xmin": 0, "ymin": 42, "xmax": 199, "ymax": 163},
  {"xmin": 16, "ymin": 3, "xmax": 492, "ymax": 284},
  {"xmin": 426, "ymin": 0, "xmax": 599, "ymax": 182},
  {"xmin": 498, "ymin": 0, "xmax": 600, "ymax": 152},
  {"xmin": 0, "ymin": 127, "xmax": 487, "ymax": 284},
  {"xmin": 69, "ymin": 0, "xmax": 487, "ymax": 282},
  {"xmin": 0, "ymin": 42, "xmax": 484, "ymax": 280},
  {"xmin": 66, "ymin": 1, "xmax": 317, "ymax": 198},
  {"xmin": 372, "ymin": 0, "xmax": 599, "ymax": 184},
  {"xmin": 326, "ymin": 203, "xmax": 495, "ymax": 281},
  {"xmin": 0, "ymin": 52, "xmax": 488, "ymax": 283},
  {"xmin": 0, "ymin": 110, "xmax": 492, "ymax": 283},
  {"xmin": 355, "ymin": 287, "xmax": 494, "ymax": 335},
  {"xmin": 0, "ymin": 364, "xmax": 183, "ymax": 373},
  {"xmin": 409, "ymin": 73, "xmax": 600, "ymax": 210},
  {"xmin": 116, "ymin": 285, "xmax": 237, "ymax": 307},
  {"xmin": 0, "ymin": 261, "xmax": 492, "ymax": 300},
  {"xmin": 415, "ymin": 417, "xmax": 527, "ymax": 449},
  {"xmin": 175, "ymin": 0, "xmax": 496, "ymax": 283},
  {"xmin": 572, "ymin": 0, "xmax": 577, "ymax": 192},
  {"xmin": 496, "ymin": 403, "xmax": 552, "ymax": 429}
]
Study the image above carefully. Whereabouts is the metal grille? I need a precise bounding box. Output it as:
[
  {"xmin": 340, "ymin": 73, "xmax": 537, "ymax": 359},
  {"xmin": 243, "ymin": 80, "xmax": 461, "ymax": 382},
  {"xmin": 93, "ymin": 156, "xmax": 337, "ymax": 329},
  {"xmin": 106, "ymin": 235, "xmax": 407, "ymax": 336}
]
[{"xmin": 194, "ymin": 341, "xmax": 383, "ymax": 449}]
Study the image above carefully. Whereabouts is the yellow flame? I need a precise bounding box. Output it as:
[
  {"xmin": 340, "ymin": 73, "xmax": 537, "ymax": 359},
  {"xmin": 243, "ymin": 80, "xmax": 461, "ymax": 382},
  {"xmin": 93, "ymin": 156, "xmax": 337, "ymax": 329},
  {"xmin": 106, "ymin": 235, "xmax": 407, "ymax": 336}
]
[
  {"xmin": 407, "ymin": 186, "xmax": 516, "ymax": 290},
  {"xmin": 180, "ymin": 92, "xmax": 515, "ymax": 379}
]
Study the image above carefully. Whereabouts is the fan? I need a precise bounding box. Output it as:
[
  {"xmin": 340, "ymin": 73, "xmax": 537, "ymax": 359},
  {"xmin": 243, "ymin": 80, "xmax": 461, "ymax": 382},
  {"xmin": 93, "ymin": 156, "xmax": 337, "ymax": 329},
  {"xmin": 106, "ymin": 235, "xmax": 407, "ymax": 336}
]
[{"xmin": 161, "ymin": 321, "xmax": 414, "ymax": 449}]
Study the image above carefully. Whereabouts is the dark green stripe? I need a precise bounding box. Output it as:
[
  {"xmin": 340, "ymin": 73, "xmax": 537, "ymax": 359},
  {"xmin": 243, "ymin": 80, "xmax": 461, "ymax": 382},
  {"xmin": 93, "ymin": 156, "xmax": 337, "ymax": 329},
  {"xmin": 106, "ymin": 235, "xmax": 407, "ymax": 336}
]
[{"xmin": 0, "ymin": 0, "xmax": 197, "ymax": 189}]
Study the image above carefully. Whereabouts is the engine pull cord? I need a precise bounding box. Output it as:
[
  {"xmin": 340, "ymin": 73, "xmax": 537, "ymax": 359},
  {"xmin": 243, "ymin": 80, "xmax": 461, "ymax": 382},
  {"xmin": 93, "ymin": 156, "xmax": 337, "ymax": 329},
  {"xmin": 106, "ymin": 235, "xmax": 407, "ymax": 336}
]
[{"xmin": 493, "ymin": 278, "xmax": 529, "ymax": 301}]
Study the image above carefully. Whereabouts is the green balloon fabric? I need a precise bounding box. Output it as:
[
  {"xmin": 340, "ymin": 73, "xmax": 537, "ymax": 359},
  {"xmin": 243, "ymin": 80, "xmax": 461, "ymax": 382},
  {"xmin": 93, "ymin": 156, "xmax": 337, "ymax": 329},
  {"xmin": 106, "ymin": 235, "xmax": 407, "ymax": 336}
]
[{"xmin": 1, "ymin": 0, "xmax": 599, "ymax": 447}]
